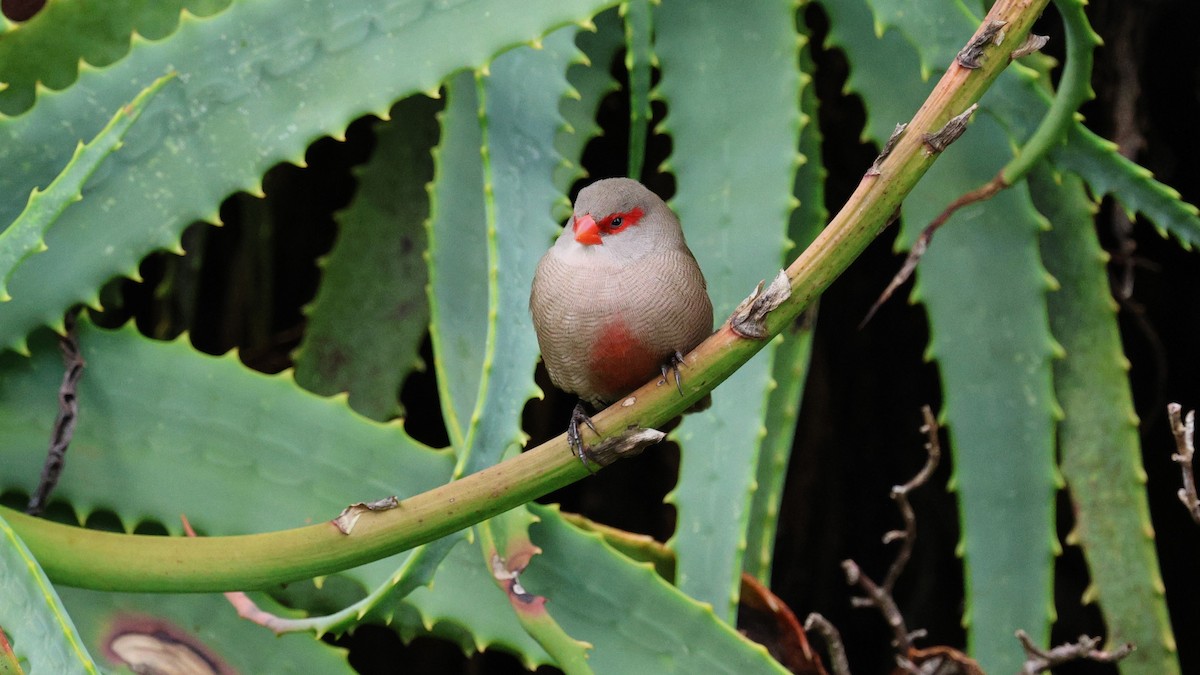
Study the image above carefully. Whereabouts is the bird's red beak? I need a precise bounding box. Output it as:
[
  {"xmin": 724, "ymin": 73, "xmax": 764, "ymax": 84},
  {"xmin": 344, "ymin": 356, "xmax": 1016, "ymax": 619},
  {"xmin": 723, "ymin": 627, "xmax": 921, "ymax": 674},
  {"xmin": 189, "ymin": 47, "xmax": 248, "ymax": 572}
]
[{"xmin": 573, "ymin": 213, "xmax": 603, "ymax": 246}]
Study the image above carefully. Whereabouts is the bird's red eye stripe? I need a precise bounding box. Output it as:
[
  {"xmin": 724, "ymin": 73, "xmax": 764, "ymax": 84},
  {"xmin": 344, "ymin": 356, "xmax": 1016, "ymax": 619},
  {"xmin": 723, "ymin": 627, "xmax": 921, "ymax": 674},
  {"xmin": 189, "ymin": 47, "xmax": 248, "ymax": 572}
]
[{"xmin": 598, "ymin": 206, "xmax": 644, "ymax": 234}]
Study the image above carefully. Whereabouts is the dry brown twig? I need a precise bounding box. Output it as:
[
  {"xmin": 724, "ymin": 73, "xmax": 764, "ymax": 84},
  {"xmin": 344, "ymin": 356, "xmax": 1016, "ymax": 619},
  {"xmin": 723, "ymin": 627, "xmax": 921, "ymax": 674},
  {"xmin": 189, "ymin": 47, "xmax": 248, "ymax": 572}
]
[
  {"xmin": 1015, "ymin": 630, "xmax": 1134, "ymax": 674},
  {"xmin": 1167, "ymin": 403, "xmax": 1200, "ymax": 524},
  {"xmin": 839, "ymin": 406, "xmax": 941, "ymax": 671},
  {"xmin": 27, "ymin": 308, "xmax": 85, "ymax": 516},
  {"xmin": 803, "ymin": 613, "xmax": 851, "ymax": 675}
]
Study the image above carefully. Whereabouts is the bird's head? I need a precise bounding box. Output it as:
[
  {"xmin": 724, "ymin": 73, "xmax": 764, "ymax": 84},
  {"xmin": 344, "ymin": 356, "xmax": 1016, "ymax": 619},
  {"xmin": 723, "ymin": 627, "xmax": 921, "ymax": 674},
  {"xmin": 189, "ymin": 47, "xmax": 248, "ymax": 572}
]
[{"xmin": 567, "ymin": 178, "xmax": 685, "ymax": 257}]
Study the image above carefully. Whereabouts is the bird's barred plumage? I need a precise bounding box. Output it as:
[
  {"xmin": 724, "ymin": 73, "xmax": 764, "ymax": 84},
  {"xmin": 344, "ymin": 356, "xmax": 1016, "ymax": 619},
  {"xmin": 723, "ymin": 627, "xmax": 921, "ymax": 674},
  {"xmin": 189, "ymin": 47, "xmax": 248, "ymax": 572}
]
[{"xmin": 530, "ymin": 178, "xmax": 713, "ymax": 406}]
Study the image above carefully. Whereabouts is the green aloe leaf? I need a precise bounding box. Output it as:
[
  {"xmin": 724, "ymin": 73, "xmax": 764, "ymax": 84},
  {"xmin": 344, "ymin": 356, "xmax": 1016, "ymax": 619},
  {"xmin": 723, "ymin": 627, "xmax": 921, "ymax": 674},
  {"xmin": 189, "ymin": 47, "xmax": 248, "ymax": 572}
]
[
  {"xmin": 478, "ymin": 504, "xmax": 593, "ymax": 673},
  {"xmin": 426, "ymin": 71, "xmax": 491, "ymax": 451},
  {"xmin": 0, "ymin": 0, "xmax": 618, "ymax": 354},
  {"xmin": 656, "ymin": 0, "xmax": 802, "ymax": 621},
  {"xmin": 908, "ymin": 121, "xmax": 1059, "ymax": 675},
  {"xmin": 293, "ymin": 94, "xmax": 441, "ymax": 421},
  {"xmin": 524, "ymin": 503, "xmax": 788, "ymax": 673},
  {"xmin": 824, "ymin": 2, "xmax": 1059, "ymax": 671},
  {"xmin": 622, "ymin": 0, "xmax": 654, "ymax": 180},
  {"xmin": 0, "ymin": 319, "xmax": 453, "ymax": 536},
  {"xmin": 0, "ymin": 73, "xmax": 171, "ymax": 304},
  {"xmin": 1054, "ymin": 125, "xmax": 1200, "ymax": 249},
  {"xmin": 0, "ymin": 511, "xmax": 98, "ymax": 675},
  {"xmin": 554, "ymin": 6, "xmax": 623, "ymax": 209},
  {"xmin": 745, "ymin": 35, "xmax": 826, "ymax": 584},
  {"xmin": 0, "ymin": 0, "xmax": 230, "ymax": 115},
  {"xmin": 468, "ymin": 25, "xmax": 596, "ymax": 669},
  {"xmin": 1031, "ymin": 163, "xmax": 1179, "ymax": 674},
  {"xmin": 865, "ymin": 0, "xmax": 978, "ymax": 79}
]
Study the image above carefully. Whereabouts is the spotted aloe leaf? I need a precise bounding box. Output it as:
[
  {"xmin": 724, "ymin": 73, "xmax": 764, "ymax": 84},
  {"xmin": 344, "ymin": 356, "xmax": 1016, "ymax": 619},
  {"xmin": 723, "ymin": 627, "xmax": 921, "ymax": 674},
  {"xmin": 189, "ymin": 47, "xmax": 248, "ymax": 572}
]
[
  {"xmin": 293, "ymin": 94, "xmax": 441, "ymax": 421},
  {"xmin": 55, "ymin": 587, "xmax": 351, "ymax": 674}
]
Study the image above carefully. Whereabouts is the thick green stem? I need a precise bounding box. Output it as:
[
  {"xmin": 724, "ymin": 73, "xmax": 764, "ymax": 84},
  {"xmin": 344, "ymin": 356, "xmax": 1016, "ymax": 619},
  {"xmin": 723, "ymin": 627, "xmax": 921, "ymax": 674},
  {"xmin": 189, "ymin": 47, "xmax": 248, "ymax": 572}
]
[{"xmin": 2, "ymin": 0, "xmax": 1048, "ymax": 592}]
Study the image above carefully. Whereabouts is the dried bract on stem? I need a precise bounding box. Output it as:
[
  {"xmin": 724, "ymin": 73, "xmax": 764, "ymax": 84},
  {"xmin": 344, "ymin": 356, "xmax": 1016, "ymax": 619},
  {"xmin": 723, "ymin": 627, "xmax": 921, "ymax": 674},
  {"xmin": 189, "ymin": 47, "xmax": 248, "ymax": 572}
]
[
  {"xmin": 730, "ymin": 270, "xmax": 792, "ymax": 339},
  {"xmin": 957, "ymin": 19, "xmax": 1008, "ymax": 69},
  {"xmin": 922, "ymin": 104, "xmax": 979, "ymax": 154},
  {"xmin": 867, "ymin": 123, "xmax": 909, "ymax": 176},
  {"xmin": 1167, "ymin": 403, "xmax": 1200, "ymax": 524},
  {"xmin": 1011, "ymin": 33, "xmax": 1050, "ymax": 60},
  {"xmin": 584, "ymin": 427, "xmax": 665, "ymax": 468}
]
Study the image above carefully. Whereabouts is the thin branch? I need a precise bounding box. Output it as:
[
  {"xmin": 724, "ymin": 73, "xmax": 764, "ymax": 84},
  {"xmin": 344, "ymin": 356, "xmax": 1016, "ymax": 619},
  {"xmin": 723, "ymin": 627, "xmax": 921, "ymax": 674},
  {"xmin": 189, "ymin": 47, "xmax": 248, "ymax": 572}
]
[
  {"xmin": 860, "ymin": 176, "xmax": 1004, "ymax": 329},
  {"xmin": 1167, "ymin": 403, "xmax": 1200, "ymax": 524},
  {"xmin": 803, "ymin": 613, "xmax": 851, "ymax": 675},
  {"xmin": 882, "ymin": 405, "xmax": 941, "ymax": 591},
  {"xmin": 842, "ymin": 407, "xmax": 940, "ymax": 659},
  {"xmin": 1016, "ymin": 630, "xmax": 1135, "ymax": 674},
  {"xmin": 26, "ymin": 309, "xmax": 85, "ymax": 516}
]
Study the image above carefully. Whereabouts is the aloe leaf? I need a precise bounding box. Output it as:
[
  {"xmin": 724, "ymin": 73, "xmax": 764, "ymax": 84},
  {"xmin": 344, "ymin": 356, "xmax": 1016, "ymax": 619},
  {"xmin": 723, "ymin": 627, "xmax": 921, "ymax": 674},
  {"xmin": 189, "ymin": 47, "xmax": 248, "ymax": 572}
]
[
  {"xmin": 293, "ymin": 94, "xmax": 441, "ymax": 421},
  {"xmin": 622, "ymin": 0, "xmax": 653, "ymax": 180},
  {"xmin": 0, "ymin": 511, "xmax": 98, "ymax": 675},
  {"xmin": 554, "ymin": 6, "xmax": 623, "ymax": 207},
  {"xmin": 824, "ymin": 2, "xmax": 1058, "ymax": 671},
  {"xmin": 1031, "ymin": 164, "xmax": 1180, "ymax": 674},
  {"xmin": 0, "ymin": 319, "xmax": 453, "ymax": 536},
  {"xmin": 745, "ymin": 37, "xmax": 826, "ymax": 584},
  {"xmin": 426, "ymin": 71, "xmax": 491, "ymax": 451},
  {"xmin": 478, "ymin": 506, "xmax": 593, "ymax": 674},
  {"xmin": 524, "ymin": 503, "xmax": 788, "ymax": 674},
  {"xmin": 655, "ymin": 0, "xmax": 801, "ymax": 621},
  {"xmin": 865, "ymin": 0, "xmax": 978, "ymax": 79},
  {"xmin": 1054, "ymin": 125, "xmax": 1200, "ymax": 249},
  {"xmin": 55, "ymin": 587, "xmax": 352, "ymax": 673},
  {"xmin": 907, "ymin": 120, "xmax": 1059, "ymax": 675},
  {"xmin": 399, "ymin": 540, "xmax": 553, "ymax": 667},
  {"xmin": 364, "ymin": 24, "xmax": 591, "ymax": 663},
  {"xmin": 0, "ymin": 0, "xmax": 618, "ymax": 354},
  {"xmin": 470, "ymin": 25, "xmax": 600, "ymax": 667},
  {"xmin": 0, "ymin": 73, "xmax": 171, "ymax": 304},
  {"xmin": 0, "ymin": 628, "xmax": 19, "ymax": 675},
  {"xmin": 0, "ymin": 0, "xmax": 230, "ymax": 115},
  {"xmin": 395, "ymin": 504, "xmax": 785, "ymax": 671},
  {"xmin": 463, "ymin": 25, "xmax": 578, "ymax": 474}
]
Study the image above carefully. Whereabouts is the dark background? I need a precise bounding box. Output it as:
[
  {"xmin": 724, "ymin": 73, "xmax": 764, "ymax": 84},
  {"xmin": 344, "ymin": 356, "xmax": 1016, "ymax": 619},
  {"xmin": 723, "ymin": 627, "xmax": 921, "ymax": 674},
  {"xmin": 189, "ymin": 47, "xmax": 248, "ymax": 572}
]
[{"xmin": 4, "ymin": 0, "xmax": 1198, "ymax": 672}]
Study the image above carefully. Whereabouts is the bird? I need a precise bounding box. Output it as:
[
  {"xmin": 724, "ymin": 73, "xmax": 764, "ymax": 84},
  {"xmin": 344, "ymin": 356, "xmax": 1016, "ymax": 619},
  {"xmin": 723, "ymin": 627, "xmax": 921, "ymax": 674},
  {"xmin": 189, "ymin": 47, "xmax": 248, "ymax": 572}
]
[{"xmin": 530, "ymin": 177, "xmax": 714, "ymax": 467}]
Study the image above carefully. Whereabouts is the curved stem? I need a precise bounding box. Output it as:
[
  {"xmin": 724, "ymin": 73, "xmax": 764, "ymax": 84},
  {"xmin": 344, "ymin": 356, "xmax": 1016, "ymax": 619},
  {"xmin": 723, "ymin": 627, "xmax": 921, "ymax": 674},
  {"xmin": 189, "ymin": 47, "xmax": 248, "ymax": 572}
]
[
  {"xmin": 1000, "ymin": 0, "xmax": 1100, "ymax": 184},
  {"xmin": 1, "ymin": 0, "xmax": 1050, "ymax": 592}
]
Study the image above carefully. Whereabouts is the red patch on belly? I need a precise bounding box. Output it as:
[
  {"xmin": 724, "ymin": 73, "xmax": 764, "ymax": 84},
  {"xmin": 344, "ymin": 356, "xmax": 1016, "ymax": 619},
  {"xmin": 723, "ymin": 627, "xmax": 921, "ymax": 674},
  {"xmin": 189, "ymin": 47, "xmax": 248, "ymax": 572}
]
[{"xmin": 587, "ymin": 320, "xmax": 662, "ymax": 401}]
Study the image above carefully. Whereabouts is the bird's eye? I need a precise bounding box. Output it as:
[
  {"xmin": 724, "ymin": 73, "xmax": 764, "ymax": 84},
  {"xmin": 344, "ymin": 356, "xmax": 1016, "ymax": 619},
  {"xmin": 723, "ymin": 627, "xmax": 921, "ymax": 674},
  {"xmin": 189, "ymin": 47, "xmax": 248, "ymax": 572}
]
[{"xmin": 610, "ymin": 217, "xmax": 623, "ymax": 228}]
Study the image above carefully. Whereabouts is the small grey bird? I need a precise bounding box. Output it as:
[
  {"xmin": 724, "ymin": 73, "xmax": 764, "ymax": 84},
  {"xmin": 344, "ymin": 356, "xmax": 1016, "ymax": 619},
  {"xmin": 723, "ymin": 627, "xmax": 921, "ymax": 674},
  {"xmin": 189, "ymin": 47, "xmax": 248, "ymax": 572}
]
[{"xmin": 530, "ymin": 178, "xmax": 713, "ymax": 464}]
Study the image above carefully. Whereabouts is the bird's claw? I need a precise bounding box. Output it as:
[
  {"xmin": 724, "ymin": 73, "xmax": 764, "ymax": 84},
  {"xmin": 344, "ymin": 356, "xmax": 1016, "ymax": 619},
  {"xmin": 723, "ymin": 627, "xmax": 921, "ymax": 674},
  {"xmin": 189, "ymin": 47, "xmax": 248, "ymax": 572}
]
[
  {"xmin": 568, "ymin": 402, "xmax": 599, "ymax": 474},
  {"xmin": 659, "ymin": 350, "xmax": 686, "ymax": 396}
]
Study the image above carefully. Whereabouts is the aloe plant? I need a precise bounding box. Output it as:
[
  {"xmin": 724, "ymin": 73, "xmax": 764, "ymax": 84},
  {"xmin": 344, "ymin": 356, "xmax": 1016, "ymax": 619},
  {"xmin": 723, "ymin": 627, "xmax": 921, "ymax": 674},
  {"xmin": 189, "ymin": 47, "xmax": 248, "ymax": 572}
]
[{"xmin": 0, "ymin": 0, "xmax": 1191, "ymax": 673}]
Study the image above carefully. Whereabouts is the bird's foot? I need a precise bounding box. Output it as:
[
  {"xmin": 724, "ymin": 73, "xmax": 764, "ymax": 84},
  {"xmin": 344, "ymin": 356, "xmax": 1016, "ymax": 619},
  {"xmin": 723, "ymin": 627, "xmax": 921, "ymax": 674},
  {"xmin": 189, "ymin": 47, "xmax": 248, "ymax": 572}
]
[
  {"xmin": 568, "ymin": 401, "xmax": 599, "ymax": 473},
  {"xmin": 658, "ymin": 350, "xmax": 687, "ymax": 396}
]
